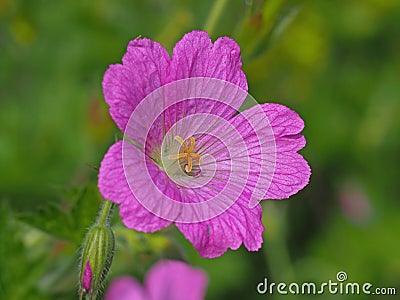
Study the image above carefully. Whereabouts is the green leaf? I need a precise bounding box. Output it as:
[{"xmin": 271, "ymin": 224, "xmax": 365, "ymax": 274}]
[
  {"xmin": 16, "ymin": 183, "xmax": 101, "ymax": 244},
  {"xmin": 0, "ymin": 203, "xmax": 50, "ymax": 300}
]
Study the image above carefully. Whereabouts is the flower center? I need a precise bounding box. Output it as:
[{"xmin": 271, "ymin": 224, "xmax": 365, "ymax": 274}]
[{"xmin": 168, "ymin": 136, "xmax": 202, "ymax": 173}]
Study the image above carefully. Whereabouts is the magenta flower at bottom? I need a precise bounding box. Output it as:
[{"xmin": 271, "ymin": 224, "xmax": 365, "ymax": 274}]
[
  {"xmin": 98, "ymin": 31, "xmax": 311, "ymax": 258},
  {"xmin": 104, "ymin": 260, "xmax": 207, "ymax": 300}
]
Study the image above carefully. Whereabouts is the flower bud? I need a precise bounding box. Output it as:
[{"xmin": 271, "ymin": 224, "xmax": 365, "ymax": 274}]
[{"xmin": 79, "ymin": 223, "xmax": 115, "ymax": 299}]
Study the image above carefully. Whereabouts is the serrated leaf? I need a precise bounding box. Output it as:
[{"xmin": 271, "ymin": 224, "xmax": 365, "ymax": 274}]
[
  {"xmin": 17, "ymin": 202, "xmax": 75, "ymax": 242},
  {"xmin": 16, "ymin": 183, "xmax": 102, "ymax": 244}
]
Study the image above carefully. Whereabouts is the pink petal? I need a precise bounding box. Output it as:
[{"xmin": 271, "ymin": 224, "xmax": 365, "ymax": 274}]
[
  {"xmin": 228, "ymin": 104, "xmax": 277, "ymax": 207},
  {"xmin": 176, "ymin": 193, "xmax": 264, "ymax": 258},
  {"xmin": 98, "ymin": 141, "xmax": 171, "ymax": 232},
  {"xmin": 82, "ymin": 261, "xmax": 92, "ymax": 291},
  {"xmin": 121, "ymin": 140, "xmax": 190, "ymax": 222},
  {"xmin": 105, "ymin": 276, "xmax": 148, "ymax": 300},
  {"xmin": 145, "ymin": 260, "xmax": 208, "ymax": 300},
  {"xmin": 163, "ymin": 31, "xmax": 249, "ymax": 129},
  {"xmin": 170, "ymin": 31, "xmax": 247, "ymax": 91},
  {"xmin": 261, "ymin": 103, "xmax": 311, "ymax": 199},
  {"xmin": 102, "ymin": 38, "xmax": 171, "ymax": 131}
]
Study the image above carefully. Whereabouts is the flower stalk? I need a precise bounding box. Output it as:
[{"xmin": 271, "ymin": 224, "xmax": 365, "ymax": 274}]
[{"xmin": 204, "ymin": 0, "xmax": 229, "ymax": 36}]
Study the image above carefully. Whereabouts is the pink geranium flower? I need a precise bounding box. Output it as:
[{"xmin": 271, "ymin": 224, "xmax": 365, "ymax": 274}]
[
  {"xmin": 98, "ymin": 31, "xmax": 311, "ymax": 258},
  {"xmin": 104, "ymin": 260, "xmax": 207, "ymax": 300}
]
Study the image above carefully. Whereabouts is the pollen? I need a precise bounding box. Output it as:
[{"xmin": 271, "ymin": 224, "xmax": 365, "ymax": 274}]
[{"xmin": 168, "ymin": 136, "xmax": 202, "ymax": 173}]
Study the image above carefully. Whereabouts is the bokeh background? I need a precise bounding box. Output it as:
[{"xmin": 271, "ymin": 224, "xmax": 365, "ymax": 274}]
[{"xmin": 1, "ymin": 0, "xmax": 400, "ymax": 299}]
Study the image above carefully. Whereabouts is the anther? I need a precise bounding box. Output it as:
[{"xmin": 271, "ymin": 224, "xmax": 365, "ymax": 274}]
[{"xmin": 168, "ymin": 136, "xmax": 202, "ymax": 173}]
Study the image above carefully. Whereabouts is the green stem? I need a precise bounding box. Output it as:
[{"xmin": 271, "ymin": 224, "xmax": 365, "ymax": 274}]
[
  {"xmin": 204, "ymin": 0, "xmax": 228, "ymax": 36},
  {"xmin": 97, "ymin": 200, "xmax": 114, "ymax": 226},
  {"xmin": 243, "ymin": 0, "xmax": 287, "ymax": 58},
  {"xmin": 262, "ymin": 202, "xmax": 295, "ymax": 282}
]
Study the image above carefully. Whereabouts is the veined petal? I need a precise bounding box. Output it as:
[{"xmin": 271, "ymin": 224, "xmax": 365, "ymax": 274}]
[
  {"xmin": 171, "ymin": 31, "xmax": 247, "ymax": 91},
  {"xmin": 98, "ymin": 141, "xmax": 131, "ymax": 205},
  {"xmin": 168, "ymin": 31, "xmax": 248, "ymax": 121},
  {"xmin": 212, "ymin": 36, "xmax": 248, "ymax": 91},
  {"xmin": 228, "ymin": 104, "xmax": 277, "ymax": 207},
  {"xmin": 261, "ymin": 103, "xmax": 311, "ymax": 199},
  {"xmin": 98, "ymin": 141, "xmax": 171, "ymax": 232},
  {"xmin": 176, "ymin": 194, "xmax": 264, "ymax": 258},
  {"xmin": 145, "ymin": 260, "xmax": 208, "ymax": 300},
  {"xmin": 102, "ymin": 38, "xmax": 171, "ymax": 131},
  {"xmin": 105, "ymin": 276, "xmax": 147, "ymax": 300},
  {"xmin": 227, "ymin": 103, "xmax": 310, "ymax": 202}
]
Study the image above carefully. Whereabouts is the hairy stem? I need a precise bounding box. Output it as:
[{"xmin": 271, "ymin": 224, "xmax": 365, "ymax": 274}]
[{"xmin": 97, "ymin": 200, "xmax": 114, "ymax": 226}]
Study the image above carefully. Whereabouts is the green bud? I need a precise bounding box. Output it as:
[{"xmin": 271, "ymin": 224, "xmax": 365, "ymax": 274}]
[{"xmin": 79, "ymin": 201, "xmax": 115, "ymax": 300}]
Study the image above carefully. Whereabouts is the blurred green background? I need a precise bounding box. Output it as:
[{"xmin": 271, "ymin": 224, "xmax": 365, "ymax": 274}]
[{"xmin": 1, "ymin": 0, "xmax": 400, "ymax": 299}]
